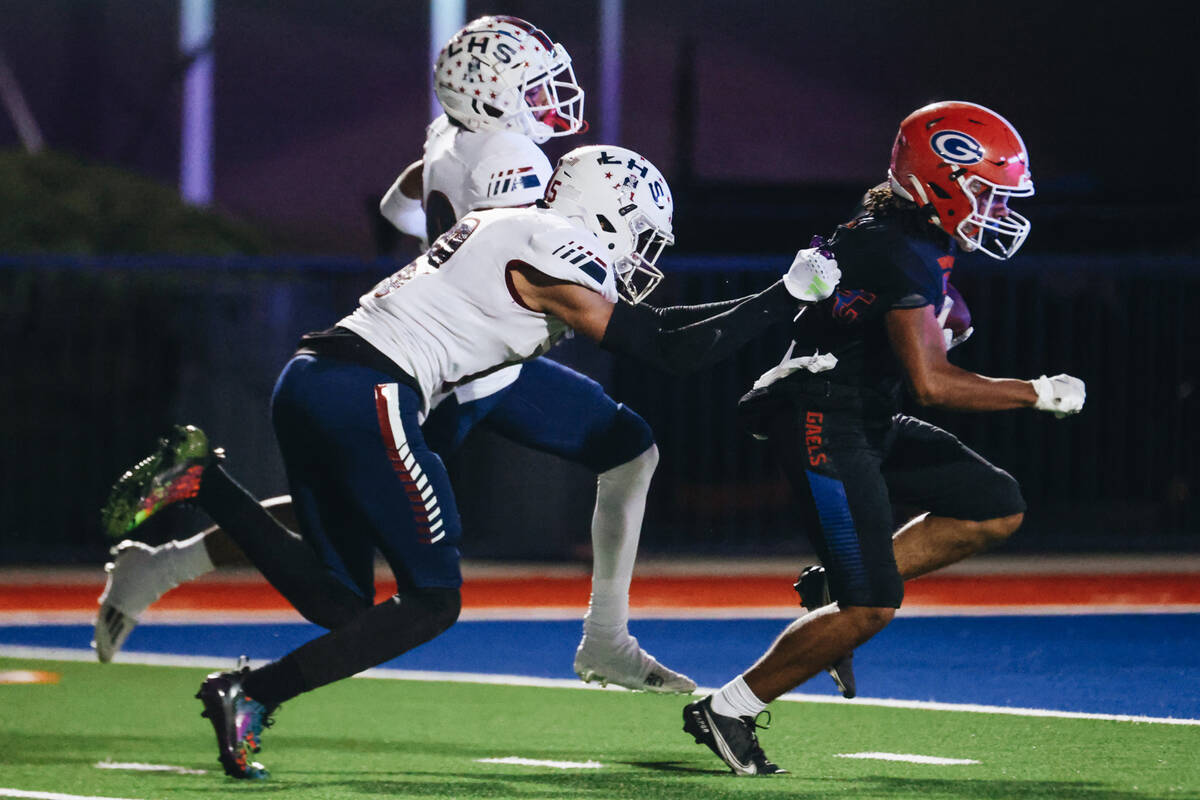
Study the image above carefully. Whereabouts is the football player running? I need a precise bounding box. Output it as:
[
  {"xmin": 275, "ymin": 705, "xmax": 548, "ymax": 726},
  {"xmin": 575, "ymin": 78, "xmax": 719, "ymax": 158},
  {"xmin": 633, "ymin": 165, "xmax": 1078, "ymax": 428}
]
[
  {"xmin": 681, "ymin": 101, "xmax": 1086, "ymax": 776},
  {"xmin": 151, "ymin": 145, "xmax": 838, "ymax": 779},
  {"xmin": 98, "ymin": 16, "xmax": 680, "ymax": 695}
]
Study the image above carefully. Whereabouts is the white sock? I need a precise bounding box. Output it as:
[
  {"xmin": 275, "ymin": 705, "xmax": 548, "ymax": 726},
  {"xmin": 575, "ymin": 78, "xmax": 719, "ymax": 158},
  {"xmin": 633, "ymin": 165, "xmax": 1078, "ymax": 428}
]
[
  {"xmin": 103, "ymin": 531, "xmax": 216, "ymax": 616},
  {"xmin": 711, "ymin": 675, "xmax": 767, "ymax": 719},
  {"xmin": 582, "ymin": 445, "xmax": 658, "ymax": 640},
  {"xmin": 163, "ymin": 530, "xmax": 217, "ymax": 585}
]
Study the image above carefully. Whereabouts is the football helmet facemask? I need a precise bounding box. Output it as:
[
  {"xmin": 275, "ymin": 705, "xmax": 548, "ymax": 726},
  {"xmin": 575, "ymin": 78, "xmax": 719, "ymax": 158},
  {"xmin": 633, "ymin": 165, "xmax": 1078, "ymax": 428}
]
[
  {"xmin": 433, "ymin": 15, "xmax": 585, "ymax": 144},
  {"xmin": 543, "ymin": 145, "xmax": 675, "ymax": 304},
  {"xmin": 888, "ymin": 100, "xmax": 1034, "ymax": 260}
]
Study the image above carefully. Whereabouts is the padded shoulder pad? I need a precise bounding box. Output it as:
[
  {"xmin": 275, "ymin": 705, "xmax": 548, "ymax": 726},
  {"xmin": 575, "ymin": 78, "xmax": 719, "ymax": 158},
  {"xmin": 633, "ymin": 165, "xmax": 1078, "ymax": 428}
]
[
  {"xmin": 424, "ymin": 114, "xmax": 452, "ymax": 144},
  {"xmin": 526, "ymin": 220, "xmax": 619, "ymax": 303},
  {"xmin": 832, "ymin": 218, "xmax": 947, "ymax": 311},
  {"xmin": 467, "ymin": 135, "xmax": 552, "ymax": 210}
]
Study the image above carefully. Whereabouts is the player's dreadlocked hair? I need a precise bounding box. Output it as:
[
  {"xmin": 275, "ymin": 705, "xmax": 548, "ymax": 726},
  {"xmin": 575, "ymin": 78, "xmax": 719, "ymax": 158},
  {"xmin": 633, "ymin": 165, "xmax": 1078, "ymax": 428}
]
[
  {"xmin": 856, "ymin": 180, "xmax": 948, "ymax": 242},
  {"xmin": 860, "ymin": 182, "xmax": 911, "ymax": 217}
]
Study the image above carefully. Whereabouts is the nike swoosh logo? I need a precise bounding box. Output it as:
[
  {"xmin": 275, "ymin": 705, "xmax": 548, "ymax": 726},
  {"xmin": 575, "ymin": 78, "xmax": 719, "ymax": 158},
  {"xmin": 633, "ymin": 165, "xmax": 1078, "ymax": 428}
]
[{"xmin": 702, "ymin": 707, "xmax": 755, "ymax": 774}]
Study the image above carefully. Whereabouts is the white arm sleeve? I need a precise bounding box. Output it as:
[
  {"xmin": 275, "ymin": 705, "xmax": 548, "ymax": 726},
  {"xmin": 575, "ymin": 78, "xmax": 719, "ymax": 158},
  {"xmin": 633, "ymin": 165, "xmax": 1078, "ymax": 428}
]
[{"xmin": 379, "ymin": 176, "xmax": 427, "ymax": 241}]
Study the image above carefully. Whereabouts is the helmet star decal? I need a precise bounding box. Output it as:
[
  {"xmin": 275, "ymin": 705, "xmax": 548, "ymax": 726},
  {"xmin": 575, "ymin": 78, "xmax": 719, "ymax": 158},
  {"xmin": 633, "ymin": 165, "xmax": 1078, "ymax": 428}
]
[{"xmin": 433, "ymin": 16, "xmax": 586, "ymax": 143}]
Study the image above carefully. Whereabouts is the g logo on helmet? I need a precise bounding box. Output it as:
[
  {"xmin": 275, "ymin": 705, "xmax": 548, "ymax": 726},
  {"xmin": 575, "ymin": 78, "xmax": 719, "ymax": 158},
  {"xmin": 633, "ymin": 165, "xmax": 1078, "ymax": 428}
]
[{"xmin": 930, "ymin": 130, "xmax": 984, "ymax": 165}]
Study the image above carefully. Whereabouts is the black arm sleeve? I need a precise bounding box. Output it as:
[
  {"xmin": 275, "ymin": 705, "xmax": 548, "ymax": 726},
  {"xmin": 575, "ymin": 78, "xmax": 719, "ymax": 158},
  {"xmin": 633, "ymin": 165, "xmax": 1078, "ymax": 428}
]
[{"xmin": 600, "ymin": 280, "xmax": 797, "ymax": 375}]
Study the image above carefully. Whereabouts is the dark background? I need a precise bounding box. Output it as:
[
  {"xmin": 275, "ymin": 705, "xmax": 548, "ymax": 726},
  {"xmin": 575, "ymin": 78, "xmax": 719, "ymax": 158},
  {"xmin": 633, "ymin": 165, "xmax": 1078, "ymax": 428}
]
[
  {"xmin": 3, "ymin": 0, "xmax": 1196, "ymax": 255},
  {"xmin": 1, "ymin": 0, "xmax": 1196, "ymax": 563}
]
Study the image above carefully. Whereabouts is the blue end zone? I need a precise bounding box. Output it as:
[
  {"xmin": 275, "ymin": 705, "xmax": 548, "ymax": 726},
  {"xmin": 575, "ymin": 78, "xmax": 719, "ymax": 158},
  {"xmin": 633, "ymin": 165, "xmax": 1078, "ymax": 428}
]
[{"xmin": 3, "ymin": 614, "xmax": 1197, "ymax": 720}]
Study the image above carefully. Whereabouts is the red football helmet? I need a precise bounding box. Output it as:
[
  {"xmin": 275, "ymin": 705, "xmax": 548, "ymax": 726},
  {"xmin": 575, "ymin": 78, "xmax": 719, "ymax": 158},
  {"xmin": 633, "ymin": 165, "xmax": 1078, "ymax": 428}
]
[{"xmin": 888, "ymin": 101, "xmax": 1034, "ymax": 259}]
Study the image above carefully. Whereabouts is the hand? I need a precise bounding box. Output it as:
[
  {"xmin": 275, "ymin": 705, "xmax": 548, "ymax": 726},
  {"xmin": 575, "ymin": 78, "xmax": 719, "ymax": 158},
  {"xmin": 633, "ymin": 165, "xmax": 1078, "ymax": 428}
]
[
  {"xmin": 943, "ymin": 325, "xmax": 974, "ymax": 350},
  {"xmin": 938, "ymin": 283, "xmax": 973, "ymax": 350},
  {"xmin": 1031, "ymin": 374, "xmax": 1086, "ymax": 418},
  {"xmin": 783, "ymin": 236, "xmax": 840, "ymax": 302}
]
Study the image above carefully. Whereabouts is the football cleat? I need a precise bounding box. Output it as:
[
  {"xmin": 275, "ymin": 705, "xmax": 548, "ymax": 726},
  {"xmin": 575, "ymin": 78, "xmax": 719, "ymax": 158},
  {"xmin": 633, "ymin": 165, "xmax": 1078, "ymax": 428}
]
[
  {"xmin": 682, "ymin": 696, "xmax": 786, "ymax": 776},
  {"xmin": 794, "ymin": 565, "xmax": 857, "ymax": 698},
  {"xmin": 92, "ymin": 540, "xmax": 158, "ymax": 662},
  {"xmin": 196, "ymin": 656, "xmax": 272, "ymax": 780},
  {"xmin": 100, "ymin": 425, "xmax": 223, "ymax": 539},
  {"xmin": 574, "ymin": 633, "xmax": 697, "ymax": 694},
  {"xmin": 92, "ymin": 602, "xmax": 136, "ymax": 664}
]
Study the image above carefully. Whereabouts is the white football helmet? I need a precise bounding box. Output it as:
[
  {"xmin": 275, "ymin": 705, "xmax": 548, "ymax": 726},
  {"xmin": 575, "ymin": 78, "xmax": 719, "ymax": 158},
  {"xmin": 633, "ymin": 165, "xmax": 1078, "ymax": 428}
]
[
  {"xmin": 433, "ymin": 16, "xmax": 585, "ymax": 144},
  {"xmin": 543, "ymin": 145, "xmax": 674, "ymax": 304}
]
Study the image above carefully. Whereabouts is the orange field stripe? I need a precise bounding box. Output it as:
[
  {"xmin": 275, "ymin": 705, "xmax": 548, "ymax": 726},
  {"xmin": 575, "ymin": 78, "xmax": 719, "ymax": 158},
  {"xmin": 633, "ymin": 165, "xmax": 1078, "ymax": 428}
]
[{"xmin": 1, "ymin": 573, "xmax": 1198, "ymax": 613}]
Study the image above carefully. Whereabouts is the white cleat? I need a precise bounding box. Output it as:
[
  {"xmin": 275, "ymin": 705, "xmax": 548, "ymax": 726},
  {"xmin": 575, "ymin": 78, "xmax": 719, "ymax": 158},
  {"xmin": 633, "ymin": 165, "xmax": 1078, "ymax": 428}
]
[
  {"xmin": 574, "ymin": 634, "xmax": 697, "ymax": 694},
  {"xmin": 92, "ymin": 540, "xmax": 156, "ymax": 662},
  {"xmin": 93, "ymin": 602, "xmax": 137, "ymax": 664}
]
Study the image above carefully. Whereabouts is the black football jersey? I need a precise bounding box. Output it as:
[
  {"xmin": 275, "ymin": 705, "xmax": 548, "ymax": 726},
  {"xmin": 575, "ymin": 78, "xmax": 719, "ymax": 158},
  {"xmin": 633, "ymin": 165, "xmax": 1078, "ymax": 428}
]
[{"xmin": 781, "ymin": 207, "xmax": 956, "ymax": 410}]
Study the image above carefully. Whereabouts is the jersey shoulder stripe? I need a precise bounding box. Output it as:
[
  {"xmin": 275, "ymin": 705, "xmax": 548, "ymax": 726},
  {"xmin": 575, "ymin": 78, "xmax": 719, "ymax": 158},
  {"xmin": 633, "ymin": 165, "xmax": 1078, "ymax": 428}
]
[
  {"xmin": 550, "ymin": 239, "xmax": 608, "ymax": 285},
  {"xmin": 486, "ymin": 165, "xmax": 543, "ymax": 198},
  {"xmin": 524, "ymin": 214, "xmax": 618, "ymax": 303}
]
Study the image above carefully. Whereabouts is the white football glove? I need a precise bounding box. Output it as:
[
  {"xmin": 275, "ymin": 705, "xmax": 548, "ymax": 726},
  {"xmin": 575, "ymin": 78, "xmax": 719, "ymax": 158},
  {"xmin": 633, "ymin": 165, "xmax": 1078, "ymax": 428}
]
[
  {"xmin": 936, "ymin": 295, "xmax": 974, "ymax": 350},
  {"xmin": 1031, "ymin": 374, "xmax": 1086, "ymax": 418},
  {"xmin": 943, "ymin": 326, "xmax": 974, "ymax": 350},
  {"xmin": 752, "ymin": 350, "xmax": 838, "ymax": 391},
  {"xmin": 936, "ymin": 295, "xmax": 954, "ymax": 327},
  {"xmin": 783, "ymin": 244, "xmax": 840, "ymax": 302}
]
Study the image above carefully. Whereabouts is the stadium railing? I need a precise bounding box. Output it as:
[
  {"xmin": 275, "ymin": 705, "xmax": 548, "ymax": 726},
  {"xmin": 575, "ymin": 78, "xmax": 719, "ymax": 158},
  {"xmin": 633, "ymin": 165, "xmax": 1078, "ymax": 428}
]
[{"xmin": 0, "ymin": 253, "xmax": 1195, "ymax": 563}]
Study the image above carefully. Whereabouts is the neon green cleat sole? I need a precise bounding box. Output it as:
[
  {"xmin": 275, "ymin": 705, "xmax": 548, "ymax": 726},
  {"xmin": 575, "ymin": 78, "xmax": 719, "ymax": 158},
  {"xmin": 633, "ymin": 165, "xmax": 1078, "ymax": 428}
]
[{"xmin": 99, "ymin": 425, "xmax": 221, "ymax": 539}]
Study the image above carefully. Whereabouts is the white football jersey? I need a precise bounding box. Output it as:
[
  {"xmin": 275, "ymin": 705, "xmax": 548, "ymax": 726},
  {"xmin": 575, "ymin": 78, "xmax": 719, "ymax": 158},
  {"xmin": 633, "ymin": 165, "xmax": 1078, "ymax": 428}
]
[
  {"xmin": 339, "ymin": 207, "xmax": 618, "ymax": 413},
  {"xmin": 423, "ymin": 114, "xmax": 552, "ymax": 223}
]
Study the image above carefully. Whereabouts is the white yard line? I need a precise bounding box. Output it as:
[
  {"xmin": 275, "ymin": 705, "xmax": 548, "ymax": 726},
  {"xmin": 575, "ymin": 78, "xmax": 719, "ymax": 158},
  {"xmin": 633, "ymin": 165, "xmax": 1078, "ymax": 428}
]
[
  {"xmin": 476, "ymin": 756, "xmax": 603, "ymax": 769},
  {"xmin": 836, "ymin": 752, "xmax": 980, "ymax": 765},
  {"xmin": 3, "ymin": 643, "xmax": 1197, "ymax": 727},
  {"xmin": 0, "ymin": 789, "xmax": 145, "ymax": 800},
  {"xmin": 94, "ymin": 760, "xmax": 206, "ymax": 775}
]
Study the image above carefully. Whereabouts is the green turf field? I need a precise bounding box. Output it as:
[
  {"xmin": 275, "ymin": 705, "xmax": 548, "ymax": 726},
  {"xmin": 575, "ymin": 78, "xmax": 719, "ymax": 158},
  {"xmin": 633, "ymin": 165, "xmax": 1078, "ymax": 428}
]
[{"xmin": 1, "ymin": 657, "xmax": 1196, "ymax": 800}]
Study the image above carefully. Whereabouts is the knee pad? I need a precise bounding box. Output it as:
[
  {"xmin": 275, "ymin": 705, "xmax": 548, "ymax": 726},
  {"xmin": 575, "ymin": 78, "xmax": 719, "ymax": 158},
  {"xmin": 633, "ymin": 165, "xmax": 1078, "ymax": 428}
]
[
  {"xmin": 586, "ymin": 404, "xmax": 656, "ymax": 473},
  {"xmin": 950, "ymin": 465, "xmax": 1027, "ymax": 521},
  {"xmin": 829, "ymin": 563, "xmax": 904, "ymax": 609},
  {"xmin": 410, "ymin": 587, "xmax": 462, "ymax": 635},
  {"xmin": 297, "ymin": 595, "xmax": 371, "ymax": 631},
  {"xmin": 990, "ymin": 471, "xmax": 1027, "ymax": 519},
  {"xmin": 344, "ymin": 587, "xmax": 462, "ymax": 669},
  {"xmin": 291, "ymin": 587, "xmax": 461, "ymax": 690}
]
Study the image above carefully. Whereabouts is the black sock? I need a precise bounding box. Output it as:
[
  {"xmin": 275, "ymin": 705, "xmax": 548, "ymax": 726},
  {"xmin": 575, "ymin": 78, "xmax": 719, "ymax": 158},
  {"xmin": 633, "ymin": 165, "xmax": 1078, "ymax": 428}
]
[
  {"xmin": 243, "ymin": 589, "xmax": 461, "ymax": 708},
  {"xmin": 196, "ymin": 464, "xmax": 368, "ymax": 629}
]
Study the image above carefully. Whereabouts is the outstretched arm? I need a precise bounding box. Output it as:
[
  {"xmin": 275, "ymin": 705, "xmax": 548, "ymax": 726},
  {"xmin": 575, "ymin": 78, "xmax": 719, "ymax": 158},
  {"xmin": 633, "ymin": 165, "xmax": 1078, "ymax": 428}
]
[
  {"xmin": 598, "ymin": 281, "xmax": 798, "ymax": 375},
  {"xmin": 510, "ymin": 244, "xmax": 839, "ymax": 375},
  {"xmin": 509, "ymin": 265, "xmax": 797, "ymax": 375},
  {"xmin": 888, "ymin": 305, "xmax": 1084, "ymax": 416}
]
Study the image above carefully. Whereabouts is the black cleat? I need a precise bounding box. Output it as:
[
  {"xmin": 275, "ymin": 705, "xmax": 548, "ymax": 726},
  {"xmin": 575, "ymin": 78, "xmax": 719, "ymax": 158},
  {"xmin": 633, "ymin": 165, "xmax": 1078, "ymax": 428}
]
[
  {"xmin": 794, "ymin": 565, "xmax": 857, "ymax": 698},
  {"xmin": 195, "ymin": 656, "xmax": 271, "ymax": 779},
  {"xmin": 682, "ymin": 696, "xmax": 787, "ymax": 776}
]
